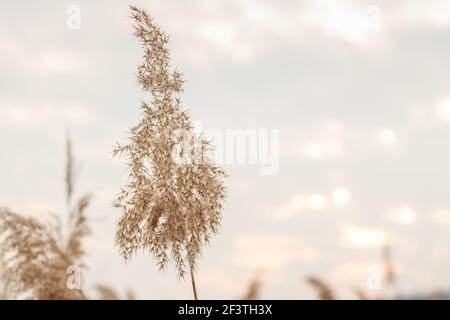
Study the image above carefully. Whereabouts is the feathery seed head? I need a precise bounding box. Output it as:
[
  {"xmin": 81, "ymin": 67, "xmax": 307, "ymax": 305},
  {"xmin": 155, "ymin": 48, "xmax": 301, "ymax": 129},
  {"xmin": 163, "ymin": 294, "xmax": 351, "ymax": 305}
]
[
  {"xmin": 0, "ymin": 208, "xmax": 85, "ymax": 300},
  {"xmin": 113, "ymin": 6, "xmax": 226, "ymax": 278}
]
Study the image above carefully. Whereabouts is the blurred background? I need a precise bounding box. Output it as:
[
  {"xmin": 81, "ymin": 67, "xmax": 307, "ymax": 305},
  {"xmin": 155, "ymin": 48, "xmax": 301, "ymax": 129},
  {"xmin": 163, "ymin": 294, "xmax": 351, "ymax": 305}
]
[{"xmin": 1, "ymin": 0, "xmax": 450, "ymax": 299}]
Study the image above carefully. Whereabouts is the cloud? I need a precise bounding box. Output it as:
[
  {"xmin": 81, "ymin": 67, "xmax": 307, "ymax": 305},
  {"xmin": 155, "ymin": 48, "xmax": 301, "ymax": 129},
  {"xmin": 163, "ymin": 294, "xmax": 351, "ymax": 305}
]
[
  {"xmin": 196, "ymin": 21, "xmax": 254, "ymax": 62},
  {"xmin": 132, "ymin": 0, "xmax": 450, "ymax": 67},
  {"xmin": 0, "ymin": 102, "xmax": 94, "ymax": 125},
  {"xmin": 197, "ymin": 267, "xmax": 244, "ymax": 297},
  {"xmin": 331, "ymin": 260, "xmax": 381, "ymax": 285},
  {"xmin": 269, "ymin": 194, "xmax": 326, "ymax": 219},
  {"xmin": 232, "ymin": 235, "xmax": 319, "ymax": 270},
  {"xmin": 374, "ymin": 128, "xmax": 399, "ymax": 148},
  {"xmin": 192, "ymin": 0, "xmax": 299, "ymax": 62},
  {"xmin": 297, "ymin": 140, "xmax": 345, "ymax": 159},
  {"xmin": 237, "ymin": 0, "xmax": 292, "ymax": 34},
  {"xmin": 340, "ymin": 224, "xmax": 387, "ymax": 248},
  {"xmin": 332, "ymin": 188, "xmax": 351, "ymax": 207},
  {"xmin": 435, "ymin": 96, "xmax": 450, "ymax": 123},
  {"xmin": 0, "ymin": 31, "xmax": 90, "ymax": 76},
  {"xmin": 36, "ymin": 49, "xmax": 90, "ymax": 75},
  {"xmin": 386, "ymin": 206, "xmax": 418, "ymax": 225},
  {"xmin": 430, "ymin": 209, "xmax": 450, "ymax": 227},
  {"xmin": 287, "ymin": 120, "xmax": 348, "ymax": 160},
  {"xmin": 166, "ymin": 0, "xmax": 388, "ymax": 64},
  {"xmin": 392, "ymin": 0, "xmax": 450, "ymax": 27},
  {"xmin": 269, "ymin": 187, "xmax": 351, "ymax": 219},
  {"xmin": 299, "ymin": 1, "xmax": 384, "ymax": 47}
]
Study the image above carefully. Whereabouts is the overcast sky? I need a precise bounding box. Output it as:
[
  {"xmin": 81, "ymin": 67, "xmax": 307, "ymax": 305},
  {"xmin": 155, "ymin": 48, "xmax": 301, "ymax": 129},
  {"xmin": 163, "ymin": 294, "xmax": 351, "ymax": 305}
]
[{"xmin": 1, "ymin": 0, "xmax": 450, "ymax": 299}]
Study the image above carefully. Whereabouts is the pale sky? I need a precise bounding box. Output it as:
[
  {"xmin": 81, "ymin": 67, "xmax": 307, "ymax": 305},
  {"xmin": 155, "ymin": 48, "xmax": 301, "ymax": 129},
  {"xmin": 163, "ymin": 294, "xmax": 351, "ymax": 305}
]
[{"xmin": 1, "ymin": 0, "xmax": 450, "ymax": 299}]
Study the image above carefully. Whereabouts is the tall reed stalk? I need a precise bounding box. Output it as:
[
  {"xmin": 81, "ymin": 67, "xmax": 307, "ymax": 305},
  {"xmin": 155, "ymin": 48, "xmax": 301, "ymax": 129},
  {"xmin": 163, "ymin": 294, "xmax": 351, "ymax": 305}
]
[{"xmin": 113, "ymin": 6, "xmax": 226, "ymax": 299}]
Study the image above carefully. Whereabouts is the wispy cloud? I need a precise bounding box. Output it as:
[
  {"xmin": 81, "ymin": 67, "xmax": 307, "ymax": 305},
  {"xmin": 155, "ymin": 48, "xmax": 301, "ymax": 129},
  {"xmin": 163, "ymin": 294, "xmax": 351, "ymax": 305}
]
[
  {"xmin": 269, "ymin": 187, "xmax": 351, "ymax": 219},
  {"xmin": 36, "ymin": 49, "xmax": 90, "ymax": 75},
  {"xmin": 430, "ymin": 209, "xmax": 450, "ymax": 227},
  {"xmin": 0, "ymin": 31, "xmax": 90, "ymax": 76},
  {"xmin": 299, "ymin": 1, "xmax": 384, "ymax": 48},
  {"xmin": 286, "ymin": 120, "xmax": 348, "ymax": 160},
  {"xmin": 386, "ymin": 206, "xmax": 418, "ymax": 225},
  {"xmin": 435, "ymin": 96, "xmax": 450, "ymax": 123},
  {"xmin": 392, "ymin": 0, "xmax": 450, "ymax": 27},
  {"xmin": 339, "ymin": 224, "xmax": 387, "ymax": 248},
  {"xmin": 374, "ymin": 128, "xmax": 399, "ymax": 149},
  {"xmin": 196, "ymin": 20, "xmax": 254, "ymax": 62},
  {"xmin": 0, "ymin": 102, "xmax": 94, "ymax": 125},
  {"xmin": 197, "ymin": 267, "xmax": 244, "ymax": 297},
  {"xmin": 232, "ymin": 235, "xmax": 319, "ymax": 270}
]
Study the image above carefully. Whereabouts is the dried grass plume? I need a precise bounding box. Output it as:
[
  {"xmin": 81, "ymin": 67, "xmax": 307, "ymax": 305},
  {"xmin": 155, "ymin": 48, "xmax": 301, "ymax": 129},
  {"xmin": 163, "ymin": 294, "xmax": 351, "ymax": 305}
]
[
  {"xmin": 0, "ymin": 134, "xmax": 90, "ymax": 300},
  {"xmin": 113, "ymin": 6, "xmax": 226, "ymax": 299},
  {"xmin": 306, "ymin": 276, "xmax": 335, "ymax": 300},
  {"xmin": 242, "ymin": 272, "xmax": 263, "ymax": 300},
  {"xmin": 0, "ymin": 208, "xmax": 85, "ymax": 300}
]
